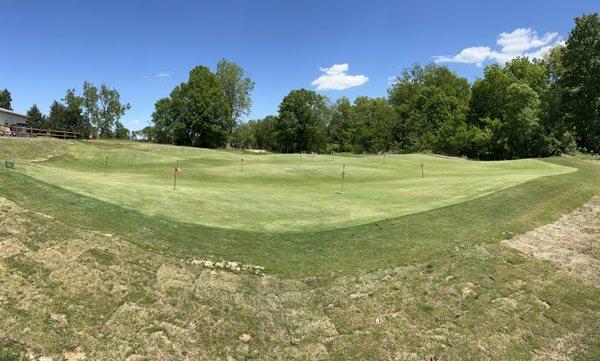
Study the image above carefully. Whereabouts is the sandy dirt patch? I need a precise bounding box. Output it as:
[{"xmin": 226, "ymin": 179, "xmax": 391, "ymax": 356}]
[{"xmin": 503, "ymin": 197, "xmax": 600, "ymax": 286}]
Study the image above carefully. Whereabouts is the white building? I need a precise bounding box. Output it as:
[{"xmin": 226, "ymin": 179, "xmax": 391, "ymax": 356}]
[{"xmin": 0, "ymin": 107, "xmax": 28, "ymax": 126}]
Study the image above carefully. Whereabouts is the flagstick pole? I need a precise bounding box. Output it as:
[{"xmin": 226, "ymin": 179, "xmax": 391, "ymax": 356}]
[
  {"xmin": 104, "ymin": 156, "xmax": 108, "ymax": 176},
  {"xmin": 173, "ymin": 159, "xmax": 178, "ymax": 191},
  {"xmin": 340, "ymin": 164, "xmax": 346, "ymax": 193}
]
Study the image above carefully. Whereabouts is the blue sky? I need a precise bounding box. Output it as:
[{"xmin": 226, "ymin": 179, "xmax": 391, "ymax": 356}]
[{"xmin": 2, "ymin": 0, "xmax": 597, "ymax": 130}]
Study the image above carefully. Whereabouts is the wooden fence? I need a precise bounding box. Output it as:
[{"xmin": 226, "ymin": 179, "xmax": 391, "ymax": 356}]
[{"xmin": 2, "ymin": 125, "xmax": 82, "ymax": 140}]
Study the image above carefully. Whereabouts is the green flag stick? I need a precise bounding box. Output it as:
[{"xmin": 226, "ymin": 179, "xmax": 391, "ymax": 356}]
[
  {"xmin": 421, "ymin": 162, "xmax": 424, "ymax": 178},
  {"xmin": 241, "ymin": 157, "xmax": 244, "ymax": 171},
  {"xmin": 274, "ymin": 155, "xmax": 276, "ymax": 165},
  {"xmin": 104, "ymin": 156, "xmax": 108, "ymax": 176}
]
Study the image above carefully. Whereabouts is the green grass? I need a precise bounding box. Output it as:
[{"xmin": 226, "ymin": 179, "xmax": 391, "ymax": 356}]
[
  {"xmin": 1, "ymin": 138, "xmax": 599, "ymax": 359},
  {"xmin": 4, "ymin": 138, "xmax": 574, "ymax": 232},
  {"xmin": 0, "ymin": 138, "xmax": 597, "ymax": 277}
]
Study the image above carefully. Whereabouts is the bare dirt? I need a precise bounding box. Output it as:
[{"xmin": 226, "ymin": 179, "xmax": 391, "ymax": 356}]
[{"xmin": 503, "ymin": 197, "xmax": 600, "ymax": 286}]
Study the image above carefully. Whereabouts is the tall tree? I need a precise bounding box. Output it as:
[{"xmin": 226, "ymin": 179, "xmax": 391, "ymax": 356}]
[
  {"xmin": 276, "ymin": 89, "xmax": 330, "ymax": 153},
  {"xmin": 540, "ymin": 45, "xmax": 577, "ymax": 155},
  {"xmin": 0, "ymin": 89, "xmax": 12, "ymax": 110},
  {"xmin": 151, "ymin": 65, "xmax": 231, "ymax": 148},
  {"xmin": 82, "ymin": 81, "xmax": 131, "ymax": 138},
  {"xmin": 114, "ymin": 121, "xmax": 130, "ymax": 139},
  {"xmin": 559, "ymin": 13, "xmax": 600, "ymax": 153},
  {"xmin": 253, "ymin": 115, "xmax": 278, "ymax": 150},
  {"xmin": 26, "ymin": 104, "xmax": 46, "ymax": 129},
  {"xmin": 132, "ymin": 125, "xmax": 154, "ymax": 141},
  {"xmin": 328, "ymin": 97, "xmax": 353, "ymax": 152},
  {"xmin": 215, "ymin": 59, "xmax": 255, "ymax": 135},
  {"xmin": 46, "ymin": 89, "xmax": 91, "ymax": 136},
  {"xmin": 351, "ymin": 97, "xmax": 395, "ymax": 153},
  {"xmin": 232, "ymin": 120, "xmax": 257, "ymax": 149},
  {"xmin": 502, "ymin": 83, "xmax": 544, "ymax": 158},
  {"xmin": 389, "ymin": 63, "xmax": 470, "ymax": 152}
]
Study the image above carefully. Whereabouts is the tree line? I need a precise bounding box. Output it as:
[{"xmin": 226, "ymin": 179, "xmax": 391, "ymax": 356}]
[
  {"xmin": 1, "ymin": 83, "xmax": 131, "ymax": 139},
  {"xmin": 228, "ymin": 13, "xmax": 599, "ymax": 159}
]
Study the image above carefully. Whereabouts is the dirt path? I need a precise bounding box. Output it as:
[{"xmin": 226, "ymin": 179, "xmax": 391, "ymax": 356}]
[{"xmin": 503, "ymin": 197, "xmax": 600, "ymax": 286}]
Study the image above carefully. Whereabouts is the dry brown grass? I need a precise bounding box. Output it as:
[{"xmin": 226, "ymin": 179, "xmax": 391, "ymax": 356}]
[
  {"xmin": 504, "ymin": 196, "xmax": 600, "ymax": 286},
  {"xmin": 1, "ymin": 195, "xmax": 599, "ymax": 360}
]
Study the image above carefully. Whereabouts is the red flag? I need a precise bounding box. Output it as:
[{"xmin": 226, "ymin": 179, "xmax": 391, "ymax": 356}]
[{"xmin": 175, "ymin": 167, "xmax": 182, "ymax": 173}]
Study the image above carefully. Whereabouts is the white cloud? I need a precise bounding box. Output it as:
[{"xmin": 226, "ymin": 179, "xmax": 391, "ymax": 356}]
[
  {"xmin": 155, "ymin": 71, "xmax": 173, "ymax": 78},
  {"xmin": 434, "ymin": 27, "xmax": 563, "ymax": 67},
  {"xmin": 434, "ymin": 46, "xmax": 493, "ymax": 67},
  {"xmin": 131, "ymin": 120, "xmax": 141, "ymax": 125},
  {"xmin": 497, "ymin": 28, "xmax": 557, "ymax": 53},
  {"xmin": 521, "ymin": 40, "xmax": 566, "ymax": 60},
  {"xmin": 311, "ymin": 63, "xmax": 369, "ymax": 91}
]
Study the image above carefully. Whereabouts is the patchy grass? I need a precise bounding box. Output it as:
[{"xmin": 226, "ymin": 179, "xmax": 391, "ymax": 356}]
[{"xmin": 0, "ymin": 139, "xmax": 599, "ymax": 359}]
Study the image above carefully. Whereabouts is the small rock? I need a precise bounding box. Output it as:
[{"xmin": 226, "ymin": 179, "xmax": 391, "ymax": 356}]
[{"xmin": 240, "ymin": 333, "xmax": 252, "ymax": 343}]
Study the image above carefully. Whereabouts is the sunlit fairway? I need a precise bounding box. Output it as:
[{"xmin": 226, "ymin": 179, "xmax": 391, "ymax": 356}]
[{"xmin": 8, "ymin": 139, "xmax": 575, "ymax": 232}]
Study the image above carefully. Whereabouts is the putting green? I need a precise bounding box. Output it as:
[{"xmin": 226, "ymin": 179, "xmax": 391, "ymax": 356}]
[{"xmin": 5, "ymin": 139, "xmax": 575, "ymax": 232}]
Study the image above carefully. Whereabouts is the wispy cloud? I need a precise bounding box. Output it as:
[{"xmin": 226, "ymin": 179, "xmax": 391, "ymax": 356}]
[
  {"xmin": 311, "ymin": 63, "xmax": 368, "ymax": 91},
  {"xmin": 131, "ymin": 120, "xmax": 141, "ymax": 125},
  {"xmin": 434, "ymin": 28, "xmax": 562, "ymax": 67},
  {"xmin": 155, "ymin": 71, "xmax": 173, "ymax": 78}
]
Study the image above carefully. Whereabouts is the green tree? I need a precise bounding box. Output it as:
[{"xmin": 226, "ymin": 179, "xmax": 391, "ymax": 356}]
[
  {"xmin": 151, "ymin": 66, "xmax": 231, "ymax": 148},
  {"xmin": 540, "ymin": 45, "xmax": 578, "ymax": 155},
  {"xmin": 328, "ymin": 97, "xmax": 353, "ymax": 152},
  {"xmin": 560, "ymin": 13, "xmax": 600, "ymax": 152},
  {"xmin": 232, "ymin": 121, "xmax": 256, "ymax": 149},
  {"xmin": 46, "ymin": 89, "xmax": 91, "ymax": 136},
  {"xmin": 389, "ymin": 63, "xmax": 470, "ymax": 153},
  {"xmin": 82, "ymin": 81, "xmax": 131, "ymax": 138},
  {"xmin": 114, "ymin": 121, "xmax": 130, "ymax": 139},
  {"xmin": 0, "ymin": 89, "xmax": 12, "ymax": 110},
  {"xmin": 276, "ymin": 89, "xmax": 330, "ymax": 153},
  {"xmin": 253, "ymin": 115, "xmax": 278, "ymax": 150},
  {"xmin": 467, "ymin": 57, "xmax": 557, "ymax": 158},
  {"xmin": 351, "ymin": 97, "xmax": 395, "ymax": 153},
  {"xmin": 132, "ymin": 125, "xmax": 154, "ymax": 141},
  {"xmin": 26, "ymin": 104, "xmax": 46, "ymax": 129},
  {"xmin": 215, "ymin": 59, "xmax": 255, "ymax": 136},
  {"xmin": 469, "ymin": 64, "xmax": 512, "ymax": 125},
  {"xmin": 503, "ymin": 83, "xmax": 545, "ymax": 158},
  {"xmin": 150, "ymin": 98, "xmax": 175, "ymax": 144}
]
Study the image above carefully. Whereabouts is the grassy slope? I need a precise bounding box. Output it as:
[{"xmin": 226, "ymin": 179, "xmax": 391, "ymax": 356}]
[
  {"xmin": 9, "ymin": 138, "xmax": 573, "ymax": 232},
  {"xmin": 1, "ymin": 139, "xmax": 599, "ymax": 359},
  {"xmin": 1, "ymin": 194, "xmax": 598, "ymax": 360},
  {"xmin": 0, "ymin": 140, "xmax": 596, "ymax": 277}
]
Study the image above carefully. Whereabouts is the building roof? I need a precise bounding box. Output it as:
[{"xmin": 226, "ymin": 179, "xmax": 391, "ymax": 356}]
[{"xmin": 0, "ymin": 107, "xmax": 28, "ymax": 119}]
